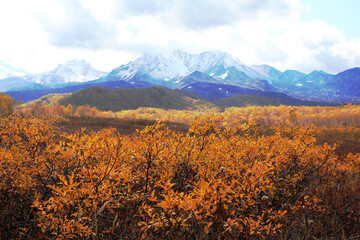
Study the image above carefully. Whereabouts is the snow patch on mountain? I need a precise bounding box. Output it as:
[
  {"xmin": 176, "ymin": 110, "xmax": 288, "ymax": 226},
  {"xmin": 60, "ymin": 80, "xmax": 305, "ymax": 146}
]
[{"xmin": 219, "ymin": 71, "xmax": 228, "ymax": 79}]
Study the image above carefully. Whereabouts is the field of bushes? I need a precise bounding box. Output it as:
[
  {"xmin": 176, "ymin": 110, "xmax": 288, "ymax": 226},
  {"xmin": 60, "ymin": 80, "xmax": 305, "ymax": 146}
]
[{"xmin": 1, "ymin": 103, "xmax": 360, "ymax": 239}]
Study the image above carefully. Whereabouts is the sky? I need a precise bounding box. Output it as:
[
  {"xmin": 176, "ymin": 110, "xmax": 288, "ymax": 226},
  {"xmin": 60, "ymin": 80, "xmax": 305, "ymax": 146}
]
[{"xmin": 0, "ymin": 0, "xmax": 359, "ymax": 74}]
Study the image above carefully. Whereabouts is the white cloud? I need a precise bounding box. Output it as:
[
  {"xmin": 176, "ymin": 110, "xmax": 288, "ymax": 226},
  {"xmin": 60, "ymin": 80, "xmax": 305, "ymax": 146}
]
[
  {"xmin": 111, "ymin": 0, "xmax": 298, "ymax": 30},
  {"xmin": 38, "ymin": 0, "xmax": 115, "ymax": 49},
  {"xmin": 0, "ymin": 0, "xmax": 359, "ymax": 75},
  {"xmin": 271, "ymin": 21, "xmax": 360, "ymax": 73}
]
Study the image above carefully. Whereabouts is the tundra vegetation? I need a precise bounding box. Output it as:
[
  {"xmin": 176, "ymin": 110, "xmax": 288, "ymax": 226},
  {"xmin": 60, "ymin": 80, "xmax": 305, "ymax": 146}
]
[{"xmin": 1, "ymin": 94, "xmax": 360, "ymax": 239}]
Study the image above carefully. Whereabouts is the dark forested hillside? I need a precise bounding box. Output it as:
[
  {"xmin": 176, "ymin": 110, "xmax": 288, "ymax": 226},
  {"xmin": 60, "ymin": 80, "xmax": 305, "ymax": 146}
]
[{"xmin": 59, "ymin": 86, "xmax": 215, "ymax": 111}]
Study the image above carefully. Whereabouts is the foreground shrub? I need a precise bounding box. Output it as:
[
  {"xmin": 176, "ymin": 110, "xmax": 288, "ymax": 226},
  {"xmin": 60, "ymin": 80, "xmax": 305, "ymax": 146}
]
[{"xmin": 0, "ymin": 114, "xmax": 359, "ymax": 239}]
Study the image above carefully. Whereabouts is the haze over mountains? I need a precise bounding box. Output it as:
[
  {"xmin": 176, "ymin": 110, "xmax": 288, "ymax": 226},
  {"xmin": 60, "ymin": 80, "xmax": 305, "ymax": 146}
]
[
  {"xmin": 1, "ymin": 50, "xmax": 360, "ymax": 104},
  {"xmin": 0, "ymin": 60, "xmax": 28, "ymax": 79},
  {"xmin": 0, "ymin": 59, "xmax": 107, "ymax": 92}
]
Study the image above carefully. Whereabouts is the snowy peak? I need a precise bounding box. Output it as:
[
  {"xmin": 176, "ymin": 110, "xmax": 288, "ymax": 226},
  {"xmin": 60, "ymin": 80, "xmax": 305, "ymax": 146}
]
[
  {"xmin": 113, "ymin": 52, "xmax": 186, "ymax": 80},
  {"xmin": 112, "ymin": 50, "xmax": 259, "ymax": 81},
  {"xmin": 0, "ymin": 59, "xmax": 108, "ymax": 91},
  {"xmin": 55, "ymin": 59, "xmax": 90, "ymax": 71},
  {"xmin": 185, "ymin": 51, "xmax": 244, "ymax": 73},
  {"xmin": 0, "ymin": 60, "xmax": 28, "ymax": 79},
  {"xmin": 33, "ymin": 59, "xmax": 107, "ymax": 85},
  {"xmin": 59, "ymin": 60, "xmax": 105, "ymax": 78}
]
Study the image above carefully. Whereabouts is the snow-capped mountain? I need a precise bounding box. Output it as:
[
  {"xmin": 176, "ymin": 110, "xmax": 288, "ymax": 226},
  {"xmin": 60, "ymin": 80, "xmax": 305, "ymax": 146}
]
[
  {"xmin": 109, "ymin": 50, "xmax": 265, "ymax": 82},
  {"xmin": 0, "ymin": 59, "xmax": 28, "ymax": 79},
  {"xmin": 0, "ymin": 60, "xmax": 107, "ymax": 92},
  {"xmin": 30, "ymin": 59, "xmax": 107, "ymax": 85},
  {"xmin": 0, "ymin": 60, "xmax": 107, "ymax": 91}
]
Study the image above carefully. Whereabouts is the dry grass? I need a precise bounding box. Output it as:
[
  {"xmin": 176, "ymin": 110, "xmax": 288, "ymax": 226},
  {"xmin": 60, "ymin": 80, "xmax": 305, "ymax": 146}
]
[{"xmin": 55, "ymin": 116, "xmax": 190, "ymax": 135}]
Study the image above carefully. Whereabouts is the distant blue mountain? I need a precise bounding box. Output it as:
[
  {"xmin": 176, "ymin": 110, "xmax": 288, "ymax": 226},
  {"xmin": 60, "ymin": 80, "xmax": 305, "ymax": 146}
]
[
  {"xmin": 330, "ymin": 68, "xmax": 360, "ymax": 97},
  {"xmin": 273, "ymin": 70, "xmax": 306, "ymax": 89},
  {"xmin": 181, "ymin": 82, "xmax": 260, "ymax": 100},
  {"xmin": 180, "ymin": 82, "xmax": 331, "ymax": 106}
]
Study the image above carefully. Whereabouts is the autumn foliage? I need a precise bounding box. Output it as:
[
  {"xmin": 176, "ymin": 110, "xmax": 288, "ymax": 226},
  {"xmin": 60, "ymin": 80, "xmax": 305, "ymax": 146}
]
[
  {"xmin": 0, "ymin": 92, "xmax": 15, "ymax": 113},
  {"xmin": 16, "ymin": 102, "xmax": 360, "ymax": 128},
  {"xmin": 1, "ymin": 113, "xmax": 360, "ymax": 239}
]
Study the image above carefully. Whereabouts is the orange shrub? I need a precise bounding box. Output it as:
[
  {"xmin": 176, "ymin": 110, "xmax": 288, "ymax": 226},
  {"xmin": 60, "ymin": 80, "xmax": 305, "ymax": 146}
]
[{"xmin": 0, "ymin": 114, "xmax": 360, "ymax": 239}]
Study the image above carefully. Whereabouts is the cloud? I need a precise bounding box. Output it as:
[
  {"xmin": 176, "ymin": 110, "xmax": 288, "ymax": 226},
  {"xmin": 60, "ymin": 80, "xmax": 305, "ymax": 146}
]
[
  {"xmin": 177, "ymin": 0, "xmax": 296, "ymax": 30},
  {"xmin": 113, "ymin": 0, "xmax": 296, "ymax": 30},
  {"xmin": 268, "ymin": 20, "xmax": 360, "ymax": 73},
  {"xmin": 117, "ymin": 0, "xmax": 170, "ymax": 16},
  {"xmin": 1, "ymin": 0, "xmax": 360, "ymax": 75},
  {"xmin": 39, "ymin": 0, "xmax": 114, "ymax": 49},
  {"xmin": 314, "ymin": 40, "xmax": 360, "ymax": 73}
]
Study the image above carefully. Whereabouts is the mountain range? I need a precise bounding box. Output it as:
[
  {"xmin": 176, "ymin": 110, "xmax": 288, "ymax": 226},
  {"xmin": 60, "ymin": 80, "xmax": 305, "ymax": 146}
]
[{"xmin": 1, "ymin": 50, "xmax": 360, "ymax": 104}]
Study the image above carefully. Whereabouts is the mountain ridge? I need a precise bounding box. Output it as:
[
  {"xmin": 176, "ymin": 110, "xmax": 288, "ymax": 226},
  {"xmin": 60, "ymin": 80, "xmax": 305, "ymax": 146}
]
[
  {"xmin": 1, "ymin": 50, "xmax": 360, "ymax": 104},
  {"xmin": 55, "ymin": 86, "xmax": 334, "ymax": 112},
  {"xmin": 106, "ymin": 50, "xmax": 266, "ymax": 84},
  {"xmin": 58, "ymin": 86, "xmax": 215, "ymax": 111}
]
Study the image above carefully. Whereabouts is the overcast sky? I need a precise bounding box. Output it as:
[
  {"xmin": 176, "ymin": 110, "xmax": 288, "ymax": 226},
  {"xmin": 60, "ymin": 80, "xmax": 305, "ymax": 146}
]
[{"xmin": 0, "ymin": 0, "xmax": 359, "ymax": 74}]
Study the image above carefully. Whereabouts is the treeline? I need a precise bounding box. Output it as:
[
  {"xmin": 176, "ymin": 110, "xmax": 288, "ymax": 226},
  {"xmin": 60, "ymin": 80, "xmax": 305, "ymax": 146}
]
[{"xmin": 14, "ymin": 101, "xmax": 360, "ymax": 128}]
